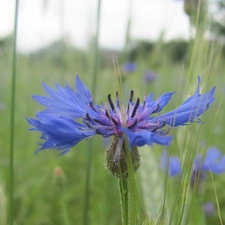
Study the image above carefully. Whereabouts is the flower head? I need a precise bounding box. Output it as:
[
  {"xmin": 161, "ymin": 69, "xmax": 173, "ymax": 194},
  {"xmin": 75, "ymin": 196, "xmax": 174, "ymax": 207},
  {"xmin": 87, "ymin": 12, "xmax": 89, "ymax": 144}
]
[
  {"xmin": 122, "ymin": 62, "xmax": 137, "ymax": 73},
  {"xmin": 162, "ymin": 147, "xmax": 225, "ymax": 186},
  {"xmin": 27, "ymin": 75, "xmax": 215, "ymax": 156},
  {"xmin": 144, "ymin": 71, "xmax": 156, "ymax": 83},
  {"xmin": 203, "ymin": 202, "xmax": 214, "ymax": 216}
]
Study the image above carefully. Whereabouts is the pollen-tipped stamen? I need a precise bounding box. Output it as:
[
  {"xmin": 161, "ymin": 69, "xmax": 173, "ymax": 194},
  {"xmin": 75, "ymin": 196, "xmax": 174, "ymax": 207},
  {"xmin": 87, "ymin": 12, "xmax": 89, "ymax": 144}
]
[
  {"xmin": 127, "ymin": 118, "xmax": 138, "ymax": 129},
  {"xmin": 131, "ymin": 97, "xmax": 140, "ymax": 118},
  {"xmin": 86, "ymin": 112, "xmax": 91, "ymax": 121},
  {"xmin": 127, "ymin": 90, "xmax": 134, "ymax": 113},
  {"xmin": 152, "ymin": 103, "xmax": 160, "ymax": 114},
  {"xmin": 90, "ymin": 101, "xmax": 97, "ymax": 112},
  {"xmin": 108, "ymin": 94, "xmax": 115, "ymax": 111},
  {"xmin": 129, "ymin": 90, "xmax": 134, "ymax": 102},
  {"xmin": 111, "ymin": 116, "xmax": 119, "ymax": 125}
]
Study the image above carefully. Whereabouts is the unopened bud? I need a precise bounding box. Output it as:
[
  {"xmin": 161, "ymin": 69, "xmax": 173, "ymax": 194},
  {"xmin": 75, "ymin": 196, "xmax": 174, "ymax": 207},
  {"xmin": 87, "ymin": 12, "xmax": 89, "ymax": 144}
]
[
  {"xmin": 106, "ymin": 136, "xmax": 140, "ymax": 178},
  {"xmin": 53, "ymin": 166, "xmax": 67, "ymax": 188}
]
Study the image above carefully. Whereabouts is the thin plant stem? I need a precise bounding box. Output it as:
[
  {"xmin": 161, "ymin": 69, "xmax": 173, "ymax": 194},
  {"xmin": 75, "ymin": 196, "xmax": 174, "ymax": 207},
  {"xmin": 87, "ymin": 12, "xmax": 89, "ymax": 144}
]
[
  {"xmin": 61, "ymin": 187, "xmax": 71, "ymax": 225},
  {"xmin": 83, "ymin": 1, "xmax": 101, "ymax": 225},
  {"xmin": 9, "ymin": 0, "xmax": 19, "ymax": 225},
  {"xmin": 119, "ymin": 177, "xmax": 129, "ymax": 225},
  {"xmin": 123, "ymin": 0, "xmax": 133, "ymax": 61}
]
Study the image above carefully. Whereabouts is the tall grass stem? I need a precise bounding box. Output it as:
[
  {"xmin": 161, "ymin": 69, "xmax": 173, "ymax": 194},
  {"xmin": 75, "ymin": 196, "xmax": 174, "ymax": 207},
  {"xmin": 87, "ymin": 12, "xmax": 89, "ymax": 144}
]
[
  {"xmin": 9, "ymin": 1, "xmax": 19, "ymax": 225},
  {"xmin": 83, "ymin": 1, "xmax": 101, "ymax": 225},
  {"xmin": 119, "ymin": 178, "xmax": 129, "ymax": 225}
]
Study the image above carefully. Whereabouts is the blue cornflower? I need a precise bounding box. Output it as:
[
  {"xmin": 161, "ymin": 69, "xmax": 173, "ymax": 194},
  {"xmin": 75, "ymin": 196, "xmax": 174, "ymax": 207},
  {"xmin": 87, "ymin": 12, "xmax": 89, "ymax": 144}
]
[
  {"xmin": 27, "ymin": 75, "xmax": 215, "ymax": 156},
  {"xmin": 162, "ymin": 147, "xmax": 225, "ymax": 185},
  {"xmin": 122, "ymin": 62, "xmax": 137, "ymax": 73},
  {"xmin": 203, "ymin": 202, "xmax": 214, "ymax": 216},
  {"xmin": 144, "ymin": 71, "xmax": 156, "ymax": 83}
]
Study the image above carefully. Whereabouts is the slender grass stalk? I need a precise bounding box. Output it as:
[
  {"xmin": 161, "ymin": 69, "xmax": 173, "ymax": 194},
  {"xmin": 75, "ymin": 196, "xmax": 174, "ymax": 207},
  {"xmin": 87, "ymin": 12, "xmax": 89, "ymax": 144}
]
[
  {"xmin": 83, "ymin": 1, "xmax": 101, "ymax": 225},
  {"xmin": 61, "ymin": 187, "xmax": 71, "ymax": 225},
  {"xmin": 119, "ymin": 177, "xmax": 129, "ymax": 225},
  {"xmin": 59, "ymin": 0, "xmax": 65, "ymax": 79},
  {"xmin": 123, "ymin": 0, "xmax": 133, "ymax": 61},
  {"xmin": 9, "ymin": 1, "xmax": 19, "ymax": 225},
  {"xmin": 210, "ymin": 172, "xmax": 224, "ymax": 225}
]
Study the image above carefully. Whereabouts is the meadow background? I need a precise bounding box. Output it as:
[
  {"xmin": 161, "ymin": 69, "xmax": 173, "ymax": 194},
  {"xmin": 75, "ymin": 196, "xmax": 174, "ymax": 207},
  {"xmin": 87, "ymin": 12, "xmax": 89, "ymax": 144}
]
[{"xmin": 1, "ymin": 0, "xmax": 225, "ymax": 224}]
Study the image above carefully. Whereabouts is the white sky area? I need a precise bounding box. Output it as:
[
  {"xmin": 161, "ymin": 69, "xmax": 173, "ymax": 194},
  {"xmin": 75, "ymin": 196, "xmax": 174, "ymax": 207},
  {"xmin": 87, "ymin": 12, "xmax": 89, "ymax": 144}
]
[{"xmin": 0, "ymin": 0, "xmax": 191, "ymax": 53}]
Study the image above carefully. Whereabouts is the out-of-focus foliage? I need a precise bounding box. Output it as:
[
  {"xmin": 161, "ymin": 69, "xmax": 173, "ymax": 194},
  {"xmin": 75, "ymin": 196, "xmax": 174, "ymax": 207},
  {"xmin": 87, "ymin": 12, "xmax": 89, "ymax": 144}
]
[
  {"xmin": 184, "ymin": 0, "xmax": 208, "ymax": 24},
  {"xmin": 211, "ymin": 0, "xmax": 225, "ymax": 41},
  {"xmin": 1, "ymin": 25, "xmax": 225, "ymax": 224}
]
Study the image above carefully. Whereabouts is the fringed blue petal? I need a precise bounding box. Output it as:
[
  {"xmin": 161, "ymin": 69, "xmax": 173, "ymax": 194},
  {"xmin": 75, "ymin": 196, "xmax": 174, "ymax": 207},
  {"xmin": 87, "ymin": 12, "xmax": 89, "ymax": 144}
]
[
  {"xmin": 27, "ymin": 114, "xmax": 96, "ymax": 154},
  {"xmin": 32, "ymin": 75, "xmax": 92, "ymax": 118},
  {"xmin": 153, "ymin": 78, "xmax": 215, "ymax": 127},
  {"xmin": 123, "ymin": 128, "xmax": 172, "ymax": 148},
  {"xmin": 161, "ymin": 151, "xmax": 182, "ymax": 177},
  {"xmin": 202, "ymin": 147, "xmax": 225, "ymax": 174}
]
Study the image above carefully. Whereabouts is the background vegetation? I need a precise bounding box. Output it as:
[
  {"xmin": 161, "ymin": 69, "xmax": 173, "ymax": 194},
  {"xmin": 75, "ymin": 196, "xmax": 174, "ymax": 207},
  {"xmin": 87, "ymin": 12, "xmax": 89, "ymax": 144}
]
[{"xmin": 1, "ymin": 0, "xmax": 225, "ymax": 224}]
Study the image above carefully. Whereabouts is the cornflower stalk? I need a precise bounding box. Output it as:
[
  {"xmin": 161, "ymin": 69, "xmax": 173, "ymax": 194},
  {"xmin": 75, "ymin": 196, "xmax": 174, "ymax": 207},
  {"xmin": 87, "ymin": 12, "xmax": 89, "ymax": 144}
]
[{"xmin": 9, "ymin": 1, "xmax": 19, "ymax": 225}]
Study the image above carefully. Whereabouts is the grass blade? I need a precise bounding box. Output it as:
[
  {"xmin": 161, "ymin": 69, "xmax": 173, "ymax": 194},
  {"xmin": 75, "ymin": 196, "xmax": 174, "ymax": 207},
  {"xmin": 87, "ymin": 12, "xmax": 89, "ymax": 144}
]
[{"xmin": 9, "ymin": 0, "xmax": 19, "ymax": 225}]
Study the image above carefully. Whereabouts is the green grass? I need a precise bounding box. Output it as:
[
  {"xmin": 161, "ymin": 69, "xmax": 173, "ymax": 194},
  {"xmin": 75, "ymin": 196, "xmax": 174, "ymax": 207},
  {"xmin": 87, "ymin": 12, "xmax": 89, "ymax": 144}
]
[{"xmin": 1, "ymin": 3, "xmax": 225, "ymax": 224}]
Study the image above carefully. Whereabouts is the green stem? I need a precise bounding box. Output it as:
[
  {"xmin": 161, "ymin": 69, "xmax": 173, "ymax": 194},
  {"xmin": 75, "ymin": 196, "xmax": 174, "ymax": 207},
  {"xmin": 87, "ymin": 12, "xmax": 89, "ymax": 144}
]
[
  {"xmin": 61, "ymin": 187, "xmax": 71, "ymax": 225},
  {"xmin": 91, "ymin": 0, "xmax": 101, "ymax": 94},
  {"xmin": 118, "ymin": 177, "xmax": 129, "ymax": 225},
  {"xmin": 9, "ymin": 1, "xmax": 19, "ymax": 225},
  {"xmin": 83, "ymin": 141, "xmax": 92, "ymax": 225},
  {"xmin": 83, "ymin": 1, "xmax": 101, "ymax": 225},
  {"xmin": 123, "ymin": 0, "xmax": 133, "ymax": 62}
]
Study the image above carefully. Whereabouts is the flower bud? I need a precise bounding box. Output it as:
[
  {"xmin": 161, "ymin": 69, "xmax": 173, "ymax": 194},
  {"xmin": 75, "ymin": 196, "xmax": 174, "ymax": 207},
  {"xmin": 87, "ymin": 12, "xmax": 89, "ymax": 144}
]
[
  {"xmin": 53, "ymin": 166, "xmax": 67, "ymax": 188},
  {"xmin": 106, "ymin": 136, "xmax": 140, "ymax": 178}
]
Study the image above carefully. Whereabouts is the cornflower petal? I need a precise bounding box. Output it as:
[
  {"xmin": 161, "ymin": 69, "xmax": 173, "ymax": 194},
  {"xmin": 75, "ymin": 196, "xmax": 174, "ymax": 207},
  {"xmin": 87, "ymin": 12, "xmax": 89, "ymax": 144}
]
[
  {"xmin": 27, "ymin": 114, "xmax": 95, "ymax": 154},
  {"xmin": 123, "ymin": 128, "xmax": 153, "ymax": 147},
  {"xmin": 161, "ymin": 151, "xmax": 182, "ymax": 177},
  {"xmin": 33, "ymin": 75, "xmax": 91, "ymax": 118},
  {"xmin": 163, "ymin": 146, "xmax": 225, "ymax": 182},
  {"xmin": 123, "ymin": 128, "xmax": 172, "ymax": 148},
  {"xmin": 146, "ymin": 92, "xmax": 176, "ymax": 113},
  {"xmin": 153, "ymin": 76, "xmax": 215, "ymax": 126},
  {"xmin": 202, "ymin": 147, "xmax": 225, "ymax": 174}
]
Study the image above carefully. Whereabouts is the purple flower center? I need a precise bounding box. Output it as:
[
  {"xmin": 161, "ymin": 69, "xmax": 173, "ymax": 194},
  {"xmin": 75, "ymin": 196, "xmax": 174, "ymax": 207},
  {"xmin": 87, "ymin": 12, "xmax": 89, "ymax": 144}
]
[{"xmin": 82, "ymin": 90, "xmax": 168, "ymax": 138}]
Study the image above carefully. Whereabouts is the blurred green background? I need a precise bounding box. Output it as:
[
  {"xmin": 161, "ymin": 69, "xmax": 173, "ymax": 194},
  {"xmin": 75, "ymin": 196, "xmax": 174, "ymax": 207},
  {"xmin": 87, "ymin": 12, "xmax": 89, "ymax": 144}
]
[{"xmin": 1, "ymin": 0, "xmax": 225, "ymax": 224}]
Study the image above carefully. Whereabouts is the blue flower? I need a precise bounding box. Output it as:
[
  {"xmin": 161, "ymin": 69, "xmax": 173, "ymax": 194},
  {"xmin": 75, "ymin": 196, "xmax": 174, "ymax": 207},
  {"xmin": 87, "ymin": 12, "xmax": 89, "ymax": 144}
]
[
  {"xmin": 122, "ymin": 62, "xmax": 137, "ymax": 73},
  {"xmin": 161, "ymin": 151, "xmax": 182, "ymax": 177},
  {"xmin": 144, "ymin": 71, "xmax": 156, "ymax": 83},
  {"xmin": 203, "ymin": 202, "xmax": 214, "ymax": 216},
  {"xmin": 162, "ymin": 147, "xmax": 225, "ymax": 181},
  {"xmin": 27, "ymin": 75, "xmax": 215, "ymax": 155}
]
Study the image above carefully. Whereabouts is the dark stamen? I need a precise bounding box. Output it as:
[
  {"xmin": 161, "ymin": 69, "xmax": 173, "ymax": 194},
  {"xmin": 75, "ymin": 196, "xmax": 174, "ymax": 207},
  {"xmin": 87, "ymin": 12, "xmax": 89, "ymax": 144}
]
[
  {"xmin": 159, "ymin": 120, "xmax": 166, "ymax": 129},
  {"xmin": 127, "ymin": 90, "xmax": 134, "ymax": 112},
  {"xmin": 130, "ymin": 90, "xmax": 134, "ymax": 102},
  {"xmin": 96, "ymin": 128, "xmax": 102, "ymax": 135},
  {"xmin": 151, "ymin": 125, "xmax": 159, "ymax": 132},
  {"xmin": 128, "ymin": 119, "xmax": 138, "ymax": 129},
  {"xmin": 152, "ymin": 103, "xmax": 160, "ymax": 114},
  {"xmin": 164, "ymin": 127, "xmax": 170, "ymax": 135},
  {"xmin": 90, "ymin": 101, "xmax": 97, "ymax": 112},
  {"xmin": 116, "ymin": 91, "xmax": 120, "ymax": 109},
  {"xmin": 131, "ymin": 97, "xmax": 140, "ymax": 118},
  {"xmin": 108, "ymin": 94, "xmax": 115, "ymax": 111},
  {"xmin": 86, "ymin": 122, "xmax": 92, "ymax": 128},
  {"xmin": 111, "ymin": 116, "xmax": 119, "ymax": 125},
  {"xmin": 93, "ymin": 119, "xmax": 106, "ymax": 126},
  {"xmin": 105, "ymin": 110, "xmax": 110, "ymax": 119},
  {"xmin": 86, "ymin": 112, "xmax": 91, "ymax": 121}
]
